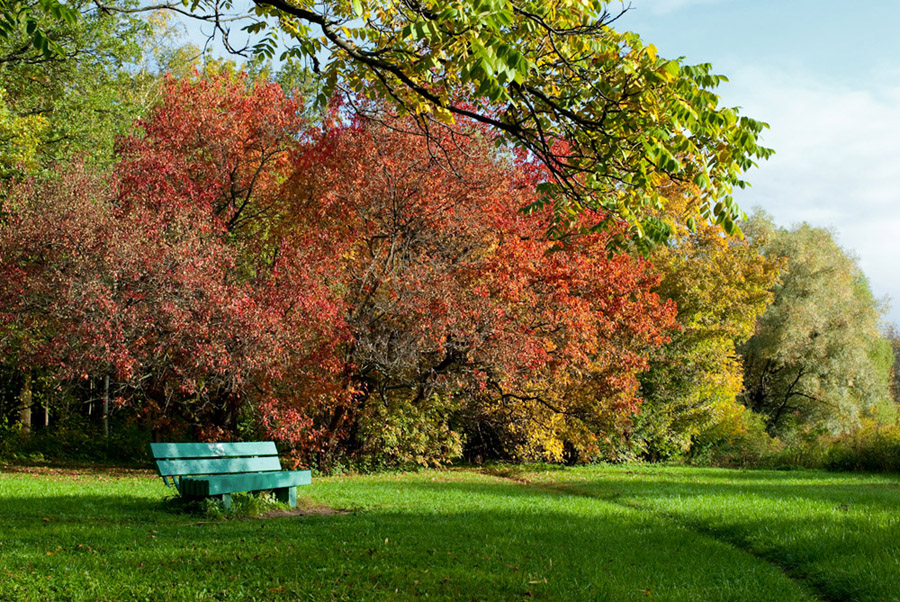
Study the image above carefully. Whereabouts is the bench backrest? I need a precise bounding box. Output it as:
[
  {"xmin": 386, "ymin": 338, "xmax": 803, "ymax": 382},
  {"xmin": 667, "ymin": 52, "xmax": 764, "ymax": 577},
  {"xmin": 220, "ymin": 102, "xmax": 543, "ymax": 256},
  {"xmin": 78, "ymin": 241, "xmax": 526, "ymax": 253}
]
[{"xmin": 150, "ymin": 442, "xmax": 283, "ymax": 479}]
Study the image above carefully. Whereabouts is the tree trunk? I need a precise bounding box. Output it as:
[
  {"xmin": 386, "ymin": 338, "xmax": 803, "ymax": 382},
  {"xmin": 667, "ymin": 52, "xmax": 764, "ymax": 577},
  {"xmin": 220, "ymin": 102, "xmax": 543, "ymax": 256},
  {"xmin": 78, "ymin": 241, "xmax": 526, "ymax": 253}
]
[
  {"xmin": 18, "ymin": 372, "xmax": 32, "ymax": 433},
  {"xmin": 103, "ymin": 375, "xmax": 109, "ymax": 438}
]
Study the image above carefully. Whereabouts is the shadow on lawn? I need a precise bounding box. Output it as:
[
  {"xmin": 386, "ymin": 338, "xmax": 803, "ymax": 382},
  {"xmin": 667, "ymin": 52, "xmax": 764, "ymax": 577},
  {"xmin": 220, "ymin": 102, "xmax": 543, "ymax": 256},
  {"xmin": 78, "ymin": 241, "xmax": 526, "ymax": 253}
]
[
  {"xmin": 0, "ymin": 478, "xmax": 817, "ymax": 602},
  {"xmin": 562, "ymin": 467, "xmax": 900, "ymax": 511},
  {"xmin": 387, "ymin": 472, "xmax": 900, "ymax": 602},
  {"xmin": 471, "ymin": 463, "xmax": 900, "ymax": 508},
  {"xmin": 504, "ymin": 470, "xmax": 900, "ymax": 602}
]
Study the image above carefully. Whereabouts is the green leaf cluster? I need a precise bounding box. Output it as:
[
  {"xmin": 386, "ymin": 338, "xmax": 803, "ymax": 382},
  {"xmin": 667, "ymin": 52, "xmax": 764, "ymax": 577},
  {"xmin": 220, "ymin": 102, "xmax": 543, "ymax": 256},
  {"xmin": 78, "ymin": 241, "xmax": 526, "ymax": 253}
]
[{"xmin": 0, "ymin": 0, "xmax": 78, "ymax": 58}]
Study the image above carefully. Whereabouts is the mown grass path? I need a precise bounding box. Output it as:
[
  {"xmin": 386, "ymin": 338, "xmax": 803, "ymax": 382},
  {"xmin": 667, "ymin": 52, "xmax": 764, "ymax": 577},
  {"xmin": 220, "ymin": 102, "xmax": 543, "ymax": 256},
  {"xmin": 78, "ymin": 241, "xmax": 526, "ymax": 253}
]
[
  {"xmin": 0, "ymin": 465, "xmax": 896, "ymax": 601},
  {"xmin": 488, "ymin": 466, "xmax": 900, "ymax": 602}
]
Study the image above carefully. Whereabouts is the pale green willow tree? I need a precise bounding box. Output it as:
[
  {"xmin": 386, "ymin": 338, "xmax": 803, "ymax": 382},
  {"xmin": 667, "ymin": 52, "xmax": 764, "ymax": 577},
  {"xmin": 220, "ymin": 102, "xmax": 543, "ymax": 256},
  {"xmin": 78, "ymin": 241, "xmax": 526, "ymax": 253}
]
[
  {"xmin": 739, "ymin": 213, "xmax": 894, "ymax": 435},
  {"xmin": 3, "ymin": 0, "xmax": 772, "ymax": 247},
  {"xmin": 884, "ymin": 323, "xmax": 900, "ymax": 404}
]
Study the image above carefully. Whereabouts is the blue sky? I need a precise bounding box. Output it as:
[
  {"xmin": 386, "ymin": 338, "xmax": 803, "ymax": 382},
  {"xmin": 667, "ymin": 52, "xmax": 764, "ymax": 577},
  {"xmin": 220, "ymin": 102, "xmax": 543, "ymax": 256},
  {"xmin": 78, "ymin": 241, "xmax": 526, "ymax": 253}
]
[{"xmin": 617, "ymin": 0, "xmax": 900, "ymax": 325}]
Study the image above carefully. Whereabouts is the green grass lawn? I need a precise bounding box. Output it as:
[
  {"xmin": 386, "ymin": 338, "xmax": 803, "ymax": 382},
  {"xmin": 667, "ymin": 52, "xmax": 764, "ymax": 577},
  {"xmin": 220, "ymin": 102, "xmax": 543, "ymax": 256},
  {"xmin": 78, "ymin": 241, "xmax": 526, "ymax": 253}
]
[{"xmin": 0, "ymin": 464, "xmax": 897, "ymax": 601}]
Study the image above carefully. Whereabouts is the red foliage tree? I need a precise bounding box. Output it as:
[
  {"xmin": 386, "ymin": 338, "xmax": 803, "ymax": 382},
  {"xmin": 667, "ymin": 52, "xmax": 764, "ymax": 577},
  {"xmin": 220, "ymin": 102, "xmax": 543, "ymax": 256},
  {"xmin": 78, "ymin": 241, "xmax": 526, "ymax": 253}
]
[
  {"xmin": 0, "ymin": 74, "xmax": 348, "ymax": 443},
  {"xmin": 278, "ymin": 116, "xmax": 677, "ymax": 464},
  {"xmin": 116, "ymin": 72, "xmax": 304, "ymax": 237},
  {"xmin": 0, "ymin": 73, "xmax": 676, "ymax": 466},
  {"xmin": 0, "ymin": 164, "xmax": 348, "ymax": 441},
  {"xmin": 111, "ymin": 72, "xmax": 351, "ymax": 441}
]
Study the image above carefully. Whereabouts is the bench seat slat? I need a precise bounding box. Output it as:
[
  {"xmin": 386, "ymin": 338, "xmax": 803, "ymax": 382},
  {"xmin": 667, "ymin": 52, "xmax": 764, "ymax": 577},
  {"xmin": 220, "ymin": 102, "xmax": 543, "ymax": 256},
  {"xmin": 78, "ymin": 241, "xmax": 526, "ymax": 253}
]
[
  {"xmin": 150, "ymin": 442, "xmax": 277, "ymax": 459},
  {"xmin": 156, "ymin": 456, "xmax": 282, "ymax": 477},
  {"xmin": 182, "ymin": 470, "xmax": 312, "ymax": 496}
]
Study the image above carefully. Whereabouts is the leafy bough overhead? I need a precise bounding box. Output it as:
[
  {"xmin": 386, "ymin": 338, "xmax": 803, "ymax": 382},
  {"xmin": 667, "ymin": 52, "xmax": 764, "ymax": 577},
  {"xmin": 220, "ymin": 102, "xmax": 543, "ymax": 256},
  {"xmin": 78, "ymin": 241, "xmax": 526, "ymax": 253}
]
[
  {"xmin": 9, "ymin": 0, "xmax": 773, "ymax": 246},
  {"xmin": 244, "ymin": 0, "xmax": 774, "ymax": 247},
  {"xmin": 0, "ymin": 0, "xmax": 79, "ymax": 57}
]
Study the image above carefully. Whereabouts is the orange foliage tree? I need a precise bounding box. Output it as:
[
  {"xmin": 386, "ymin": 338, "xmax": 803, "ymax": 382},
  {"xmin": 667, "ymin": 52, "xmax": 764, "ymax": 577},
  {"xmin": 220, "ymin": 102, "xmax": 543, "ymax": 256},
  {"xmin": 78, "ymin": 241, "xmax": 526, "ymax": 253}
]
[{"xmin": 276, "ymin": 112, "xmax": 677, "ymax": 465}]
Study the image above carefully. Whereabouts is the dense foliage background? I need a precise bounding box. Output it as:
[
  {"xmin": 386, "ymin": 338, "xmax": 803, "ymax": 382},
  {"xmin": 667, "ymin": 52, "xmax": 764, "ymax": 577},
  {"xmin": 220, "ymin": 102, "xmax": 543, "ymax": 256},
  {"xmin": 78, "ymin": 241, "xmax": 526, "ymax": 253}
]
[{"xmin": 0, "ymin": 4, "xmax": 897, "ymax": 472}]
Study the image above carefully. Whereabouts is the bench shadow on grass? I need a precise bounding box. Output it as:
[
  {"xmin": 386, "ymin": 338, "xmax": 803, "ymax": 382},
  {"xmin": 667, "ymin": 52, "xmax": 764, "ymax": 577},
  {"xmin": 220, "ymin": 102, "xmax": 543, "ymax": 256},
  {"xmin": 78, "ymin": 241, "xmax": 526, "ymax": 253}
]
[{"xmin": 0, "ymin": 478, "xmax": 818, "ymax": 602}]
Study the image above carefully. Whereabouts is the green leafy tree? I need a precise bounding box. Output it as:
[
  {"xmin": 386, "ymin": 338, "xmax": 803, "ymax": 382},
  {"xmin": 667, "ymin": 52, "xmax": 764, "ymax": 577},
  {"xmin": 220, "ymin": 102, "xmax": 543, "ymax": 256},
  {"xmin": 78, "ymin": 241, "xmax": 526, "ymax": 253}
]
[
  {"xmin": 19, "ymin": 0, "xmax": 772, "ymax": 246},
  {"xmin": 0, "ymin": 0, "xmax": 148, "ymax": 170},
  {"xmin": 0, "ymin": 86, "xmax": 44, "ymax": 179},
  {"xmin": 739, "ymin": 212, "xmax": 893, "ymax": 435},
  {"xmin": 634, "ymin": 189, "xmax": 782, "ymax": 460},
  {"xmin": 0, "ymin": 0, "xmax": 79, "ymax": 57}
]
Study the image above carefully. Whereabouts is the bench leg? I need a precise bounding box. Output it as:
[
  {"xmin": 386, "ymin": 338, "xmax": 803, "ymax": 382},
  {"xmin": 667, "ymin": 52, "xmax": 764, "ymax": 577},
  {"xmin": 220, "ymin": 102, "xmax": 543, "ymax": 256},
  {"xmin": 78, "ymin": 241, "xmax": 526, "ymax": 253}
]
[
  {"xmin": 275, "ymin": 486, "xmax": 297, "ymax": 508},
  {"xmin": 220, "ymin": 493, "xmax": 232, "ymax": 510}
]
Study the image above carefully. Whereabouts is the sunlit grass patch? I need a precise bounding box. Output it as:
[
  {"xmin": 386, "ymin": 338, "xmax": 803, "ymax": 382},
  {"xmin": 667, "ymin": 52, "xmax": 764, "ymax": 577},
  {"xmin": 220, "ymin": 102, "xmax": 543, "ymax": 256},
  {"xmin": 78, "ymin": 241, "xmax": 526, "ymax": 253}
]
[
  {"xmin": 2, "ymin": 464, "xmax": 895, "ymax": 600},
  {"xmin": 518, "ymin": 465, "xmax": 900, "ymax": 602}
]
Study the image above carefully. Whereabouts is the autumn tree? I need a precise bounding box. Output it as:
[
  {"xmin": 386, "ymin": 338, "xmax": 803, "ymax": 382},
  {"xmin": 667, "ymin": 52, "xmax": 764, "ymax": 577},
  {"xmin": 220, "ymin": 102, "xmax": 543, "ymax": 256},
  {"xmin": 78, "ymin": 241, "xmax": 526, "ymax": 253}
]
[
  {"xmin": 739, "ymin": 213, "xmax": 893, "ymax": 435},
  {"xmin": 0, "ymin": 169, "xmax": 350, "ymax": 445},
  {"xmin": 0, "ymin": 73, "xmax": 347, "ymax": 442},
  {"xmin": 2, "ymin": 71, "xmax": 677, "ymax": 466},
  {"xmin": 115, "ymin": 73, "xmax": 679, "ymax": 465},
  {"xmin": 278, "ymin": 113, "xmax": 676, "ymax": 465},
  {"xmin": 633, "ymin": 190, "xmax": 782, "ymax": 460},
  {"xmin": 117, "ymin": 71, "xmax": 304, "ymax": 234}
]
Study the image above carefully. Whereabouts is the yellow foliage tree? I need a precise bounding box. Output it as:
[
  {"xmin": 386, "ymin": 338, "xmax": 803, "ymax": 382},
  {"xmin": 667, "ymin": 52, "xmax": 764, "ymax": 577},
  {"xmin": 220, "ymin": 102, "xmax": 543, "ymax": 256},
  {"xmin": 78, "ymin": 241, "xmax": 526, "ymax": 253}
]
[
  {"xmin": 634, "ymin": 187, "xmax": 783, "ymax": 460},
  {"xmin": 0, "ymin": 87, "xmax": 45, "ymax": 180}
]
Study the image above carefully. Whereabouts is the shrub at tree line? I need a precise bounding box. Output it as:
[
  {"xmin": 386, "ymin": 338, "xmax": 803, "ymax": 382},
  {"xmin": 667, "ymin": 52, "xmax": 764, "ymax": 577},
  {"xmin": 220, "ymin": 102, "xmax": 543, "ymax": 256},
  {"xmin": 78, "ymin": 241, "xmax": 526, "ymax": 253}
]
[{"xmin": 0, "ymin": 4, "xmax": 897, "ymax": 471}]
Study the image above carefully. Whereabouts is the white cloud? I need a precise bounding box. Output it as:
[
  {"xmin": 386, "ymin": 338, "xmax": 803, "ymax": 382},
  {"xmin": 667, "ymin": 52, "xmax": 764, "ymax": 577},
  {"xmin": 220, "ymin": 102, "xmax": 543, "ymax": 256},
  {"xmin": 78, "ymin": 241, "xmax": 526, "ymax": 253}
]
[{"xmin": 725, "ymin": 67, "xmax": 900, "ymax": 323}]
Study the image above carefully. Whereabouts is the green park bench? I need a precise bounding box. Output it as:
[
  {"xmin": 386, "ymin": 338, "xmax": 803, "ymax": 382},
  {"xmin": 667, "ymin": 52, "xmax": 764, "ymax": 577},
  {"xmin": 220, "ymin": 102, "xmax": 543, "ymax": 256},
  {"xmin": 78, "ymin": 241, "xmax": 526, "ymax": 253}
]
[{"xmin": 150, "ymin": 441, "xmax": 311, "ymax": 509}]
